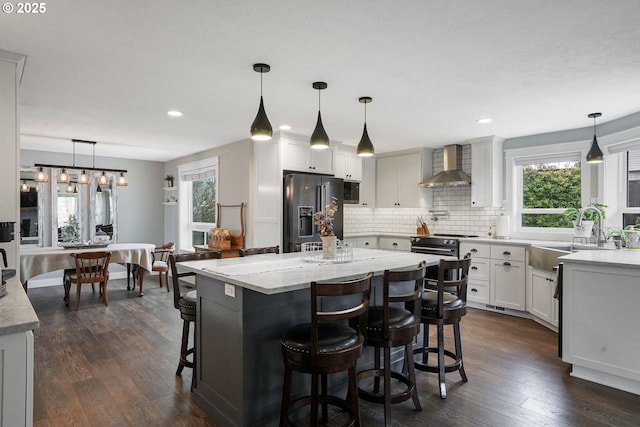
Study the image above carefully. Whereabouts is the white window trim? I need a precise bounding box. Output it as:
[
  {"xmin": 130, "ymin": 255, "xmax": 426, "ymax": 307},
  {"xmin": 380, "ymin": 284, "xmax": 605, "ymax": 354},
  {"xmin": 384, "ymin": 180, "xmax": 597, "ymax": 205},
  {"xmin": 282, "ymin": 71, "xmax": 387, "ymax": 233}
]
[
  {"xmin": 505, "ymin": 141, "xmax": 592, "ymax": 240},
  {"xmin": 177, "ymin": 156, "xmax": 219, "ymax": 251}
]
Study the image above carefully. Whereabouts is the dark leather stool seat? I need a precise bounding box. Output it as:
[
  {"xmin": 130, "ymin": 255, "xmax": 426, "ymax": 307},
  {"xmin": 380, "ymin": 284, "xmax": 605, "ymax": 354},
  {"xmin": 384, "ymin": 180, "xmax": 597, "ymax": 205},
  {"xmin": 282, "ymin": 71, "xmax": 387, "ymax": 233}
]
[
  {"xmin": 413, "ymin": 255, "xmax": 471, "ymax": 398},
  {"xmin": 357, "ymin": 262, "xmax": 426, "ymax": 427},
  {"xmin": 280, "ymin": 273, "xmax": 372, "ymax": 427},
  {"xmin": 169, "ymin": 250, "xmax": 222, "ymax": 391}
]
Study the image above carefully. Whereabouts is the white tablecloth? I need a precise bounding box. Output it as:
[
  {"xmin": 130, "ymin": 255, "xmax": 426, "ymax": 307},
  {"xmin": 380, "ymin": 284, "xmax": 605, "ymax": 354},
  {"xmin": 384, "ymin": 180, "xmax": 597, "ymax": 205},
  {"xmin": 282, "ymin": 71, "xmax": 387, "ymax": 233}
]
[{"xmin": 20, "ymin": 243, "xmax": 155, "ymax": 283}]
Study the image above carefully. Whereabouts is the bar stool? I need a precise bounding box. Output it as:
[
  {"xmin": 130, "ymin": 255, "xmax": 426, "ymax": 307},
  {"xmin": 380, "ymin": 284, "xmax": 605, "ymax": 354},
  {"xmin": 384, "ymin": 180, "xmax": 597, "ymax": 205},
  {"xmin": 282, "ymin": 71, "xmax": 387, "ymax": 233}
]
[
  {"xmin": 280, "ymin": 273, "xmax": 373, "ymax": 427},
  {"xmin": 168, "ymin": 250, "xmax": 222, "ymax": 390},
  {"xmin": 413, "ymin": 255, "xmax": 471, "ymax": 398},
  {"xmin": 357, "ymin": 262, "xmax": 426, "ymax": 426}
]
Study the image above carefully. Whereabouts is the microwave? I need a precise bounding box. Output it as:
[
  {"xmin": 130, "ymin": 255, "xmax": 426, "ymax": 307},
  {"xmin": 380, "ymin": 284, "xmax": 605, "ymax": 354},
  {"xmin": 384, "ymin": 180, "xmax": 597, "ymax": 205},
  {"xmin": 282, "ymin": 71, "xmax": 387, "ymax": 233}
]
[{"xmin": 343, "ymin": 181, "xmax": 360, "ymax": 204}]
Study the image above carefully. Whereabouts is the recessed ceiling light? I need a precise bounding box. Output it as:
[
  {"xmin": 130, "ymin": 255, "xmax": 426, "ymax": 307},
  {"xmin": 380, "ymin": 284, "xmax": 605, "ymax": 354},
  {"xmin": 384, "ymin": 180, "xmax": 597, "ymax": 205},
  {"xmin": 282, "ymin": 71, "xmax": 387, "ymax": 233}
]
[
  {"xmin": 279, "ymin": 125, "xmax": 291, "ymax": 130},
  {"xmin": 476, "ymin": 118, "xmax": 492, "ymax": 124},
  {"xmin": 167, "ymin": 110, "xmax": 184, "ymax": 117}
]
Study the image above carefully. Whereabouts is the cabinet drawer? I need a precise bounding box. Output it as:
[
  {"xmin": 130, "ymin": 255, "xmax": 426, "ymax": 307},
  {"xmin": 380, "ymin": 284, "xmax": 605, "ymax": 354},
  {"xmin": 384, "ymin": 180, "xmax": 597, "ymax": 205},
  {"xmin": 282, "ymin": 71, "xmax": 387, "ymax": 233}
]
[
  {"xmin": 490, "ymin": 245, "xmax": 525, "ymax": 262},
  {"xmin": 378, "ymin": 237, "xmax": 410, "ymax": 251},
  {"xmin": 460, "ymin": 241, "xmax": 490, "ymax": 259},
  {"xmin": 468, "ymin": 257, "xmax": 490, "ymax": 281},
  {"xmin": 467, "ymin": 279, "xmax": 489, "ymax": 304}
]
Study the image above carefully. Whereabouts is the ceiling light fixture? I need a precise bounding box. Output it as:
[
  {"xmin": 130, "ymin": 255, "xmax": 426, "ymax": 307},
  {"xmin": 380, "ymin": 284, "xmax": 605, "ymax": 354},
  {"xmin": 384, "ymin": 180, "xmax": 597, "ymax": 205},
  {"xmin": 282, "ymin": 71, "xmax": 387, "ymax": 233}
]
[
  {"xmin": 250, "ymin": 63, "xmax": 273, "ymax": 141},
  {"xmin": 20, "ymin": 181, "xmax": 30, "ymax": 192},
  {"xmin": 310, "ymin": 81, "xmax": 330, "ymax": 150},
  {"xmin": 279, "ymin": 125, "xmax": 291, "ymax": 130},
  {"xmin": 167, "ymin": 110, "xmax": 184, "ymax": 117},
  {"xmin": 116, "ymin": 172, "xmax": 128, "ymax": 187},
  {"xmin": 98, "ymin": 171, "xmax": 110, "ymax": 185},
  {"xmin": 34, "ymin": 139, "xmax": 128, "ymax": 186},
  {"xmin": 586, "ymin": 112, "xmax": 604, "ymax": 163},
  {"xmin": 476, "ymin": 118, "xmax": 492, "ymax": 124},
  {"xmin": 356, "ymin": 96, "xmax": 375, "ymax": 157}
]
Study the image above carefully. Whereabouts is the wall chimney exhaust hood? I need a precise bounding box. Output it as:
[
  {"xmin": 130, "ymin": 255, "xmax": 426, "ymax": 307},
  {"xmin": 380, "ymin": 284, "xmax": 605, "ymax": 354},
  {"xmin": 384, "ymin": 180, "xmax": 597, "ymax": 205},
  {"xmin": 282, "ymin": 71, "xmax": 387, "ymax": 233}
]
[{"xmin": 418, "ymin": 144, "xmax": 470, "ymax": 187}]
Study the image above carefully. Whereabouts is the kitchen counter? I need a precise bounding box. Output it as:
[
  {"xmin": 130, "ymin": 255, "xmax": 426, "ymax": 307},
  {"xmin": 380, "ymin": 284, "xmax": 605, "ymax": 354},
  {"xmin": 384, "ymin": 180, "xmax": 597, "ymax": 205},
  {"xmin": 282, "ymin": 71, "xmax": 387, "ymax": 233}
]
[
  {"xmin": 180, "ymin": 248, "xmax": 446, "ymax": 426},
  {"xmin": 561, "ymin": 248, "xmax": 640, "ymax": 395},
  {"xmin": 0, "ymin": 277, "xmax": 39, "ymax": 336}
]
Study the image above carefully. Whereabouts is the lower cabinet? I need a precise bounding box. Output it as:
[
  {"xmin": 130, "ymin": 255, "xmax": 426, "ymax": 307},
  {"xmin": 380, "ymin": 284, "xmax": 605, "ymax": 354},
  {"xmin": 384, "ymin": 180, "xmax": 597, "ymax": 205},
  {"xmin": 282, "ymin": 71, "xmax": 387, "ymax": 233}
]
[
  {"xmin": 343, "ymin": 236, "xmax": 378, "ymax": 249},
  {"xmin": 378, "ymin": 236, "xmax": 411, "ymax": 251},
  {"xmin": 0, "ymin": 330, "xmax": 34, "ymax": 426},
  {"xmin": 527, "ymin": 267, "xmax": 559, "ymax": 328}
]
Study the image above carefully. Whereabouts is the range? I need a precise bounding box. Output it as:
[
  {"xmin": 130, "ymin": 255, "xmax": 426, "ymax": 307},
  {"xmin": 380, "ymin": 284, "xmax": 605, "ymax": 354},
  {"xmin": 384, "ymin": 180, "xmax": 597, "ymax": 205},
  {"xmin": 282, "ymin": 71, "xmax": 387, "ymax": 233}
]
[{"xmin": 409, "ymin": 234, "xmax": 479, "ymax": 258}]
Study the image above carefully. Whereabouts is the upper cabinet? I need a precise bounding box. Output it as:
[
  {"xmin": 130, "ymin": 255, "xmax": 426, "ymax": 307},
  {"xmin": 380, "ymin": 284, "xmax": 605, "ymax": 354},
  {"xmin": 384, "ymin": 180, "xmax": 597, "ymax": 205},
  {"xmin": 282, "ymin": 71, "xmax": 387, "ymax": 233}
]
[
  {"xmin": 281, "ymin": 136, "xmax": 335, "ymax": 175},
  {"xmin": 376, "ymin": 149, "xmax": 432, "ymax": 208},
  {"xmin": 470, "ymin": 136, "xmax": 505, "ymax": 208},
  {"xmin": 334, "ymin": 146, "xmax": 363, "ymax": 181},
  {"xmin": 359, "ymin": 157, "xmax": 376, "ymax": 207}
]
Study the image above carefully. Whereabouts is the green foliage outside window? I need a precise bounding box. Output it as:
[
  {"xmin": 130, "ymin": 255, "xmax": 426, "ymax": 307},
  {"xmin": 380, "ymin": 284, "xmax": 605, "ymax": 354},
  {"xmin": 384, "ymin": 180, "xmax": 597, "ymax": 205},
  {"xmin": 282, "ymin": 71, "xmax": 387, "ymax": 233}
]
[
  {"xmin": 192, "ymin": 177, "xmax": 217, "ymax": 223},
  {"xmin": 522, "ymin": 164, "xmax": 581, "ymax": 228}
]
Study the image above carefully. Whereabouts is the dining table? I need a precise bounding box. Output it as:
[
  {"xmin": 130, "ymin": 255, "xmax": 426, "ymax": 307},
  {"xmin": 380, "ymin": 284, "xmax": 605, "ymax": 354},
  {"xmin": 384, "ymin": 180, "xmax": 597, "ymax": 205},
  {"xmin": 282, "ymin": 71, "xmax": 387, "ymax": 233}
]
[{"xmin": 20, "ymin": 243, "xmax": 155, "ymax": 296}]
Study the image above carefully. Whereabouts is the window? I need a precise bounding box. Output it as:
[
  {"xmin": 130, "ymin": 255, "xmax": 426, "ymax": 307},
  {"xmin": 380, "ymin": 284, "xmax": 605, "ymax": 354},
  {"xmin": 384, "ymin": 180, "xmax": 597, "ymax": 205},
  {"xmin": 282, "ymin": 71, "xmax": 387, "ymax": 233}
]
[
  {"xmin": 178, "ymin": 157, "xmax": 219, "ymax": 249},
  {"xmin": 520, "ymin": 158, "xmax": 581, "ymax": 228},
  {"xmin": 627, "ymin": 149, "xmax": 640, "ymax": 207}
]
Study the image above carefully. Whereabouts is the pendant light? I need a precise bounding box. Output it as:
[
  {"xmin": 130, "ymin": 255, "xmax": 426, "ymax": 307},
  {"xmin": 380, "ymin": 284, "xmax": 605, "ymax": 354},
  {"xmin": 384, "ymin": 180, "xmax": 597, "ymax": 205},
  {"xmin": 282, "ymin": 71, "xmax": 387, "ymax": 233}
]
[
  {"xmin": 116, "ymin": 172, "xmax": 128, "ymax": 187},
  {"xmin": 34, "ymin": 166, "xmax": 49, "ymax": 183},
  {"xmin": 78, "ymin": 170, "xmax": 90, "ymax": 185},
  {"xmin": 98, "ymin": 171, "xmax": 110, "ymax": 185},
  {"xmin": 57, "ymin": 168, "xmax": 70, "ymax": 184},
  {"xmin": 586, "ymin": 112, "xmax": 604, "ymax": 163},
  {"xmin": 310, "ymin": 81, "xmax": 330, "ymax": 150},
  {"xmin": 250, "ymin": 63, "xmax": 273, "ymax": 141},
  {"xmin": 20, "ymin": 181, "xmax": 30, "ymax": 192},
  {"xmin": 356, "ymin": 96, "xmax": 375, "ymax": 157}
]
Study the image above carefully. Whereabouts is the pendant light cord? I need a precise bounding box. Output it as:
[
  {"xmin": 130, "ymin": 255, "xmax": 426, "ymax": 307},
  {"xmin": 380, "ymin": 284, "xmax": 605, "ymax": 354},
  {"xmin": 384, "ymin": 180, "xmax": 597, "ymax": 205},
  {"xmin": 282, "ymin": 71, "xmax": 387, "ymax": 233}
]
[
  {"xmin": 593, "ymin": 115, "xmax": 597, "ymax": 136},
  {"xmin": 318, "ymin": 87, "xmax": 321, "ymax": 112}
]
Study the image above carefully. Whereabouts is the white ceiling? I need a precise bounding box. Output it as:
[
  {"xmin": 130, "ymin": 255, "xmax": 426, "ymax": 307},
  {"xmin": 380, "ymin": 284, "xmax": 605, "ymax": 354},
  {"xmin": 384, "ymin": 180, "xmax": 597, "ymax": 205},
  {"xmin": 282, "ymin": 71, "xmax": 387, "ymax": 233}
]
[{"xmin": 2, "ymin": 0, "xmax": 640, "ymax": 162}]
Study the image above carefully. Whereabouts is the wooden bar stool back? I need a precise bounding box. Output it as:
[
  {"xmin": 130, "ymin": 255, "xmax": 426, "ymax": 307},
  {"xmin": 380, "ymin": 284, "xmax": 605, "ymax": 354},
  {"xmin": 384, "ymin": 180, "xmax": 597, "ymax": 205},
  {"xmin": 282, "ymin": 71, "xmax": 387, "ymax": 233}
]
[
  {"xmin": 414, "ymin": 254, "xmax": 471, "ymax": 398},
  {"xmin": 168, "ymin": 250, "xmax": 222, "ymax": 390},
  {"xmin": 280, "ymin": 272, "xmax": 373, "ymax": 427},
  {"xmin": 357, "ymin": 261, "xmax": 426, "ymax": 426},
  {"xmin": 239, "ymin": 245, "xmax": 279, "ymax": 257}
]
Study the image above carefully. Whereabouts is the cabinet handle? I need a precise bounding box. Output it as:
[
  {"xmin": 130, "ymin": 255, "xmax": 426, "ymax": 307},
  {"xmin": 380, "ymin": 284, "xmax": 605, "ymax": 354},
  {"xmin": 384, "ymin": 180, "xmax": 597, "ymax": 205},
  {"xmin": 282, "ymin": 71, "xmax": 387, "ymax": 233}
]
[
  {"xmin": 470, "ymin": 248, "xmax": 478, "ymax": 253},
  {"xmin": 503, "ymin": 251, "xmax": 511, "ymax": 255},
  {"xmin": 471, "ymin": 266, "xmax": 478, "ymax": 270},
  {"xmin": 471, "ymin": 288, "xmax": 478, "ymax": 292},
  {"xmin": 364, "ymin": 242, "xmax": 369, "ymax": 246},
  {"xmin": 503, "ymin": 262, "xmax": 511, "ymax": 266},
  {"xmin": 392, "ymin": 242, "xmax": 398, "ymax": 247}
]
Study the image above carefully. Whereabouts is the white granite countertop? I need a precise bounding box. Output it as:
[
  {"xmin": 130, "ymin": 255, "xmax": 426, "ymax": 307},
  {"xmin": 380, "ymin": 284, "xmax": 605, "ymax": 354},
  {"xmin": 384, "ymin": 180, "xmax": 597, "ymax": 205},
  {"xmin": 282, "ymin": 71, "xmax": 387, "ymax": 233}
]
[
  {"xmin": 0, "ymin": 277, "xmax": 39, "ymax": 336},
  {"xmin": 178, "ymin": 248, "xmax": 448, "ymax": 295},
  {"xmin": 559, "ymin": 248, "xmax": 640, "ymax": 268}
]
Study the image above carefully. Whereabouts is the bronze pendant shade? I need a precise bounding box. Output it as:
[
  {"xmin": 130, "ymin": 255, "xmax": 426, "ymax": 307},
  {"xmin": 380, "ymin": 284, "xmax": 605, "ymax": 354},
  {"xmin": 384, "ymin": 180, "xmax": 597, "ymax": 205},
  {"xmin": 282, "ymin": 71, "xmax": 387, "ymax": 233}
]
[
  {"xmin": 586, "ymin": 112, "xmax": 604, "ymax": 163},
  {"xmin": 356, "ymin": 96, "xmax": 375, "ymax": 157},
  {"xmin": 250, "ymin": 63, "xmax": 273, "ymax": 141},
  {"xmin": 310, "ymin": 81, "xmax": 330, "ymax": 149}
]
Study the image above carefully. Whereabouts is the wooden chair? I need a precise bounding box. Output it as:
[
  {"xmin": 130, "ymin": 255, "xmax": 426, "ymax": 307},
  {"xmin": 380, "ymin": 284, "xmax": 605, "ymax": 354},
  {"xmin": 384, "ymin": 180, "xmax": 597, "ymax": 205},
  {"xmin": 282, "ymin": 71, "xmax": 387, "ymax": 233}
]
[
  {"xmin": 64, "ymin": 251, "xmax": 112, "ymax": 310},
  {"xmin": 210, "ymin": 203, "xmax": 245, "ymax": 257},
  {"xmin": 414, "ymin": 254, "xmax": 471, "ymax": 398},
  {"xmin": 280, "ymin": 273, "xmax": 373, "ymax": 426},
  {"xmin": 357, "ymin": 262, "xmax": 425, "ymax": 426},
  {"xmin": 152, "ymin": 242, "xmax": 174, "ymax": 292},
  {"xmin": 239, "ymin": 245, "xmax": 279, "ymax": 257},
  {"xmin": 169, "ymin": 250, "xmax": 222, "ymax": 391}
]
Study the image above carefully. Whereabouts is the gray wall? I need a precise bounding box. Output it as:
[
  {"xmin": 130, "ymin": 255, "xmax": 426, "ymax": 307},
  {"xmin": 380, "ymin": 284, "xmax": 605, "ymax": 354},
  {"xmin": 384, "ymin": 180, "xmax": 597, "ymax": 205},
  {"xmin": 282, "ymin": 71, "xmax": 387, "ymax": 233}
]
[
  {"xmin": 21, "ymin": 149, "xmax": 165, "ymax": 244},
  {"xmin": 163, "ymin": 138, "xmax": 253, "ymax": 246}
]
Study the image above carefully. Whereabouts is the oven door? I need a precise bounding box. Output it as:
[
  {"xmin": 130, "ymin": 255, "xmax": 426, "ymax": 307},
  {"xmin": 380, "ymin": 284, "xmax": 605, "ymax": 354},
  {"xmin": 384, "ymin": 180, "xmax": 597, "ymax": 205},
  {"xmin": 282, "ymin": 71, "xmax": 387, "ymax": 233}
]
[{"xmin": 410, "ymin": 246, "xmax": 457, "ymax": 257}]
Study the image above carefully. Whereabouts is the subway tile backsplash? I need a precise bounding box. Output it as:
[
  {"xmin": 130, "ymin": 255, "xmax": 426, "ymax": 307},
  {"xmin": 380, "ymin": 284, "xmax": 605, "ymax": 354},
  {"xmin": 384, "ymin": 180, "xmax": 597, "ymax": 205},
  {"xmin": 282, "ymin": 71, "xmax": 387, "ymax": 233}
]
[{"xmin": 344, "ymin": 145, "xmax": 503, "ymax": 237}]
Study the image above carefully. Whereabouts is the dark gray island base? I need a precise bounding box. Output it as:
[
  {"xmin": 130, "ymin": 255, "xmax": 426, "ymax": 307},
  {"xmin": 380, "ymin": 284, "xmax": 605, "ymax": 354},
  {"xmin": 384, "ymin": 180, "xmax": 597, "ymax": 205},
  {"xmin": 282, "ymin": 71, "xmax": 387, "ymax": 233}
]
[{"xmin": 179, "ymin": 249, "xmax": 444, "ymax": 426}]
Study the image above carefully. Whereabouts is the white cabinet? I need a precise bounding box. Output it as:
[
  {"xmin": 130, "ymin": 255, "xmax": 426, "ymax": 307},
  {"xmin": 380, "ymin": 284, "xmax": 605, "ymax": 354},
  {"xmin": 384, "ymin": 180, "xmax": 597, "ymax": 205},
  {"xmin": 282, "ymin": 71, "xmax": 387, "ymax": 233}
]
[
  {"xmin": 359, "ymin": 157, "xmax": 376, "ymax": 207},
  {"xmin": 527, "ymin": 267, "xmax": 559, "ymax": 328},
  {"xmin": 344, "ymin": 236, "xmax": 378, "ymax": 249},
  {"xmin": 281, "ymin": 137, "xmax": 335, "ymax": 174},
  {"xmin": 460, "ymin": 241, "xmax": 526, "ymax": 311},
  {"xmin": 378, "ymin": 236, "xmax": 410, "ymax": 251},
  {"xmin": 470, "ymin": 136, "xmax": 504, "ymax": 208},
  {"xmin": 376, "ymin": 153, "xmax": 422, "ymax": 208},
  {"xmin": 0, "ymin": 330, "xmax": 34, "ymax": 426},
  {"xmin": 335, "ymin": 147, "xmax": 362, "ymax": 181}
]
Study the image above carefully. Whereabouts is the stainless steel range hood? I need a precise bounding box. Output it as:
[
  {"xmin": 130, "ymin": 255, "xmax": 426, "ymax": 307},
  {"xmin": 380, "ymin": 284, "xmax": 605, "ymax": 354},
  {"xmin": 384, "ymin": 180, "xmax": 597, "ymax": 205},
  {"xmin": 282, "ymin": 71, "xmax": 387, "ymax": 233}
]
[{"xmin": 418, "ymin": 144, "xmax": 470, "ymax": 187}]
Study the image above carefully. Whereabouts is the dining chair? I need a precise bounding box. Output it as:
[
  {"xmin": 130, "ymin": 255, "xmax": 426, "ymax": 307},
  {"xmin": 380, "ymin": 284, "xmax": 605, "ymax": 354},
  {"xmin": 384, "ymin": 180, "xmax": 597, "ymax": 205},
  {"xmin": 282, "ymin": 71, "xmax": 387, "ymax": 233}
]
[
  {"xmin": 152, "ymin": 242, "xmax": 174, "ymax": 291},
  {"xmin": 64, "ymin": 251, "xmax": 112, "ymax": 310}
]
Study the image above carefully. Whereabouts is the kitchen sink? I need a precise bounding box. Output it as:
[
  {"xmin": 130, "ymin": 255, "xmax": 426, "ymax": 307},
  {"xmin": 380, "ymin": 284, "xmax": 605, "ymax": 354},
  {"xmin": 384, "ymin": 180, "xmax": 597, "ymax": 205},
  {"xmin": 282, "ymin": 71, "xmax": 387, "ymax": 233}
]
[{"xmin": 529, "ymin": 245, "xmax": 571, "ymax": 272}]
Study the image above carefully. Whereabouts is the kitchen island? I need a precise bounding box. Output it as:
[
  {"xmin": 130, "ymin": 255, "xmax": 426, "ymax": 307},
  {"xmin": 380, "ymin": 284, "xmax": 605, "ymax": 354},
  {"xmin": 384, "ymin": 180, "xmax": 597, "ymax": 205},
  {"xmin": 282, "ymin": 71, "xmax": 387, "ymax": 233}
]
[
  {"xmin": 560, "ymin": 249, "xmax": 640, "ymax": 395},
  {"xmin": 178, "ymin": 248, "xmax": 445, "ymax": 427}
]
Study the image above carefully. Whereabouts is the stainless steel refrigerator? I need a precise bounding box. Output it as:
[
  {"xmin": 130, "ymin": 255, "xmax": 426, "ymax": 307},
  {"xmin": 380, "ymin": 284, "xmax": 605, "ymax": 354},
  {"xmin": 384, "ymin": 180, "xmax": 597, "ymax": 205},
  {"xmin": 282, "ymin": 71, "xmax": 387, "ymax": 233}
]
[{"xmin": 283, "ymin": 173, "xmax": 344, "ymax": 253}]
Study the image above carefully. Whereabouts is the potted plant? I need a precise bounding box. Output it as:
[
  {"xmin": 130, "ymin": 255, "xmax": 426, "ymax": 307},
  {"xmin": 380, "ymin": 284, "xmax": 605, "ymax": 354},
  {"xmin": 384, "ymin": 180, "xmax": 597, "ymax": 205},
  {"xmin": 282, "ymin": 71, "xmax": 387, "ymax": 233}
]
[
  {"xmin": 606, "ymin": 226, "xmax": 625, "ymax": 247},
  {"xmin": 61, "ymin": 214, "xmax": 80, "ymax": 243},
  {"xmin": 314, "ymin": 197, "xmax": 338, "ymax": 259},
  {"xmin": 165, "ymin": 174, "xmax": 174, "ymax": 188},
  {"xmin": 563, "ymin": 203, "xmax": 607, "ymax": 237}
]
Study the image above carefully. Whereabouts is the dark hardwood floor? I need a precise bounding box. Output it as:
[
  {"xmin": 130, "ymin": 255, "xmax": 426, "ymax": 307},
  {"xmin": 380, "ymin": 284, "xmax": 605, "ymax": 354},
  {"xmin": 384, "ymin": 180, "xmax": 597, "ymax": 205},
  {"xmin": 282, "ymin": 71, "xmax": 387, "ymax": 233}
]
[{"xmin": 28, "ymin": 278, "xmax": 640, "ymax": 426}]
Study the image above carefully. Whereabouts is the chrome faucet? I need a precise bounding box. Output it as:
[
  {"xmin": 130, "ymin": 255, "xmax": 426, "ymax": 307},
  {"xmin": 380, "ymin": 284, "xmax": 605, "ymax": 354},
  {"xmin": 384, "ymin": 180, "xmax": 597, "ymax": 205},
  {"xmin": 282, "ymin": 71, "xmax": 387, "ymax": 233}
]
[{"xmin": 576, "ymin": 206, "xmax": 605, "ymax": 247}]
